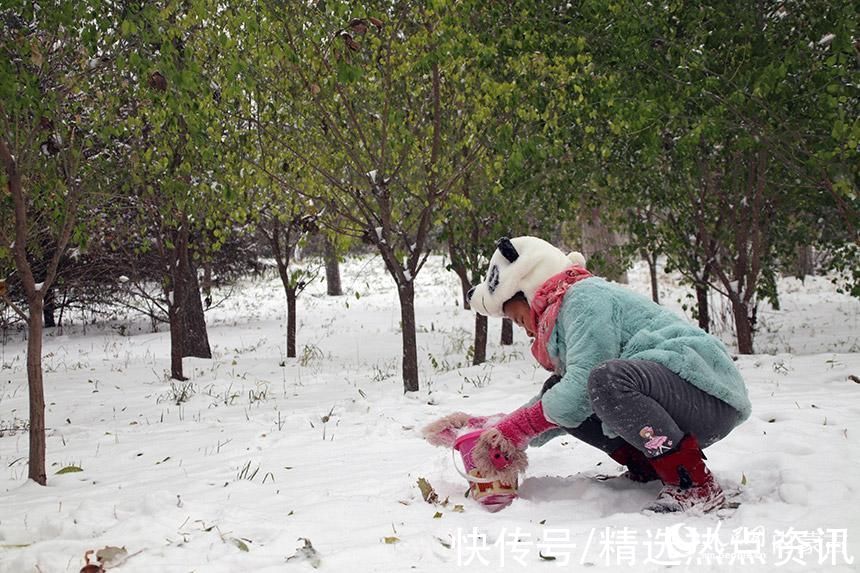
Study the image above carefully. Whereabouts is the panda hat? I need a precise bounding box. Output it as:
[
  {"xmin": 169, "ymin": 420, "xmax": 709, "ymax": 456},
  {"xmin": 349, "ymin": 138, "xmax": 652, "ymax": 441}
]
[{"xmin": 467, "ymin": 236, "xmax": 587, "ymax": 318}]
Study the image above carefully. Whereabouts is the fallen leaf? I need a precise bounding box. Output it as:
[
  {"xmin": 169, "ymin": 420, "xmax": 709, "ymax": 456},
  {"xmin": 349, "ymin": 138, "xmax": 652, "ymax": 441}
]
[
  {"xmin": 96, "ymin": 546, "xmax": 128, "ymax": 567},
  {"xmin": 417, "ymin": 477, "xmax": 438, "ymax": 504},
  {"xmin": 56, "ymin": 465, "xmax": 83, "ymax": 474},
  {"xmin": 452, "ymin": 505, "xmax": 465, "ymax": 513},
  {"xmin": 231, "ymin": 538, "xmax": 249, "ymax": 552},
  {"xmin": 287, "ymin": 538, "xmax": 320, "ymax": 568},
  {"xmin": 383, "ymin": 536, "xmax": 400, "ymax": 544},
  {"xmin": 433, "ymin": 511, "xmax": 443, "ymax": 519}
]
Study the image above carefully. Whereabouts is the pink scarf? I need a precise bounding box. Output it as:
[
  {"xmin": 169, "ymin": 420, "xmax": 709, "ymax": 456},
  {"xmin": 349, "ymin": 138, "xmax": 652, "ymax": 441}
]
[{"xmin": 530, "ymin": 266, "xmax": 592, "ymax": 372}]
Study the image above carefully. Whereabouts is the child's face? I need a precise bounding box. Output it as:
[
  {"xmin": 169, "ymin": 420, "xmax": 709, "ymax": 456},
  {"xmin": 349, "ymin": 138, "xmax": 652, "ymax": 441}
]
[{"xmin": 503, "ymin": 297, "xmax": 536, "ymax": 338}]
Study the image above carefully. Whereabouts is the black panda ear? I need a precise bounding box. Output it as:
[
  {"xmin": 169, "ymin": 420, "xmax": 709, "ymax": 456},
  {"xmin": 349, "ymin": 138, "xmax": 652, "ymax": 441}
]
[{"xmin": 496, "ymin": 237, "xmax": 519, "ymax": 263}]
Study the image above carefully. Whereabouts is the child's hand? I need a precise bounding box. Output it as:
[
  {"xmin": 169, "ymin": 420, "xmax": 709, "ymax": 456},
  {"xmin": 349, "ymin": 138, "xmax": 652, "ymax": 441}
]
[{"xmin": 495, "ymin": 401, "xmax": 558, "ymax": 448}]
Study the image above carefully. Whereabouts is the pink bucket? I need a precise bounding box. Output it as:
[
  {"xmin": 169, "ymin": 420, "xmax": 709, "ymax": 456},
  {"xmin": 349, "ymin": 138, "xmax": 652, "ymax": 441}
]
[{"xmin": 453, "ymin": 430, "xmax": 517, "ymax": 511}]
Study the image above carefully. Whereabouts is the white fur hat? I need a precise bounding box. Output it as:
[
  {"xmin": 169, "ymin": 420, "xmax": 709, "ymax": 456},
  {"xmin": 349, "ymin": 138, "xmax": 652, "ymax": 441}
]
[{"xmin": 467, "ymin": 236, "xmax": 586, "ymax": 317}]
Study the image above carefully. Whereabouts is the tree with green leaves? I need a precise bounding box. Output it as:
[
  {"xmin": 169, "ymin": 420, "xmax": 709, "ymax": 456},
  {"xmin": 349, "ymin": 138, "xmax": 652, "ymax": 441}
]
[
  {"xmin": 104, "ymin": 0, "xmax": 244, "ymax": 379},
  {"xmin": 236, "ymin": 1, "xmax": 509, "ymax": 391},
  {"xmin": 440, "ymin": 0, "xmax": 603, "ymax": 363},
  {"xmin": 0, "ymin": 0, "xmax": 120, "ymax": 484},
  {"xmin": 214, "ymin": 1, "xmax": 335, "ymax": 360},
  {"xmin": 573, "ymin": 0, "xmax": 858, "ymax": 352}
]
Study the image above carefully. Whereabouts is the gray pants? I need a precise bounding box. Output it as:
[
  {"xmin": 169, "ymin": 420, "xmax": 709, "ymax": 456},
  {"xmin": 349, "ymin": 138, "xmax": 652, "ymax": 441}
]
[{"xmin": 542, "ymin": 360, "xmax": 741, "ymax": 458}]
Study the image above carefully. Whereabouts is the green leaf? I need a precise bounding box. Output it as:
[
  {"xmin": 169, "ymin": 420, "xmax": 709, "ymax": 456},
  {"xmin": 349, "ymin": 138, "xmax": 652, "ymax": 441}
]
[
  {"xmin": 55, "ymin": 465, "xmax": 83, "ymax": 474},
  {"xmin": 336, "ymin": 61, "xmax": 363, "ymax": 84},
  {"xmin": 120, "ymin": 19, "xmax": 137, "ymax": 37}
]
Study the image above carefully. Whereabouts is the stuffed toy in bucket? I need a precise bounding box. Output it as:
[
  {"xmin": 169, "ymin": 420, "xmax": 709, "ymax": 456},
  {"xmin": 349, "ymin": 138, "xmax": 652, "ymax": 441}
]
[
  {"xmin": 422, "ymin": 412, "xmax": 518, "ymax": 511},
  {"xmin": 453, "ymin": 430, "xmax": 518, "ymax": 510}
]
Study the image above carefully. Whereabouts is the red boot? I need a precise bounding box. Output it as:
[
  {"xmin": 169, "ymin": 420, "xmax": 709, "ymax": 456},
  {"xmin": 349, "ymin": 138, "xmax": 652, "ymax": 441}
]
[
  {"xmin": 646, "ymin": 435, "xmax": 725, "ymax": 513},
  {"xmin": 609, "ymin": 443, "xmax": 660, "ymax": 483}
]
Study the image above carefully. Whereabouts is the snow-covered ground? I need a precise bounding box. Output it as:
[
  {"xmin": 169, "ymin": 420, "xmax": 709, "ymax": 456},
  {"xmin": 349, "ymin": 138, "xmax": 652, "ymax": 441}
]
[{"xmin": 1, "ymin": 255, "xmax": 858, "ymax": 572}]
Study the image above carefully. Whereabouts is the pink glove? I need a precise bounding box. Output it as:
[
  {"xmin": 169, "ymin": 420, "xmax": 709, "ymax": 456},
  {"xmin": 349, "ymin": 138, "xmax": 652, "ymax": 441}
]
[
  {"xmin": 471, "ymin": 401, "xmax": 557, "ymax": 484},
  {"xmin": 495, "ymin": 401, "xmax": 557, "ymax": 449}
]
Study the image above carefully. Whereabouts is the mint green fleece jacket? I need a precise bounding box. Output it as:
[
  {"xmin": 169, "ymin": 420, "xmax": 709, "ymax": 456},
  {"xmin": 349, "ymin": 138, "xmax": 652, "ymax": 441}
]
[{"xmin": 530, "ymin": 277, "xmax": 750, "ymax": 444}]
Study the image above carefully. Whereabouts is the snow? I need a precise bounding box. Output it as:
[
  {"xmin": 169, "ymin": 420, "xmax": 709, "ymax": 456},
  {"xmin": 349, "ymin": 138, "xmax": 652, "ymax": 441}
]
[
  {"xmin": 818, "ymin": 33, "xmax": 836, "ymax": 46},
  {"xmin": 367, "ymin": 170, "xmax": 378, "ymax": 184},
  {"xmin": 1, "ymin": 256, "xmax": 859, "ymax": 572}
]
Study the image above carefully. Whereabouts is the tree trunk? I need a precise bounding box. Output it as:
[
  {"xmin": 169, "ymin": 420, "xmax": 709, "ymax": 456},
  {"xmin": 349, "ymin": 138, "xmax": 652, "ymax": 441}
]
[
  {"xmin": 646, "ymin": 252, "xmax": 659, "ymax": 304},
  {"xmin": 398, "ymin": 282, "xmax": 419, "ymax": 392},
  {"xmin": 168, "ymin": 226, "xmax": 189, "ymax": 381},
  {"xmin": 472, "ymin": 313, "xmax": 487, "ymax": 365},
  {"xmin": 57, "ymin": 289, "xmax": 67, "ymax": 329},
  {"xmin": 581, "ymin": 206, "xmax": 628, "ymax": 283},
  {"xmin": 180, "ymin": 262, "xmax": 211, "ymax": 359},
  {"xmin": 793, "ymin": 245, "xmax": 814, "ymax": 279},
  {"xmin": 42, "ymin": 289, "xmax": 56, "ymax": 328},
  {"xmin": 202, "ymin": 260, "xmax": 213, "ymax": 308},
  {"xmin": 266, "ymin": 219, "xmax": 301, "ymax": 358},
  {"xmin": 286, "ymin": 286, "xmax": 297, "ymax": 358},
  {"xmin": 500, "ymin": 317, "xmax": 513, "ymax": 345},
  {"xmin": 26, "ymin": 298, "xmax": 47, "ymax": 485},
  {"xmin": 324, "ymin": 237, "xmax": 343, "ymax": 296},
  {"xmin": 695, "ymin": 282, "xmax": 710, "ymax": 333},
  {"xmin": 449, "ymin": 259, "xmax": 471, "ymax": 310},
  {"xmin": 730, "ymin": 297, "xmax": 755, "ymax": 354},
  {"xmin": 168, "ymin": 302, "xmax": 185, "ymax": 380}
]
